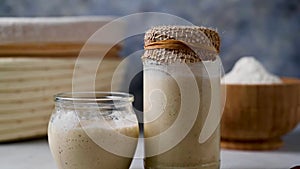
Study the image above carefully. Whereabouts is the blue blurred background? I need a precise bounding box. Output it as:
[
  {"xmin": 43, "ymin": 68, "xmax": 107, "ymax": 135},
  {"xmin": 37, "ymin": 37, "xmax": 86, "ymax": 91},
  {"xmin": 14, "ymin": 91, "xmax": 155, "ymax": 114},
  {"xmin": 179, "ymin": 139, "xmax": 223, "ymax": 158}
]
[
  {"xmin": 1, "ymin": 0, "xmax": 299, "ymax": 77},
  {"xmin": 1, "ymin": 0, "xmax": 299, "ymax": 112}
]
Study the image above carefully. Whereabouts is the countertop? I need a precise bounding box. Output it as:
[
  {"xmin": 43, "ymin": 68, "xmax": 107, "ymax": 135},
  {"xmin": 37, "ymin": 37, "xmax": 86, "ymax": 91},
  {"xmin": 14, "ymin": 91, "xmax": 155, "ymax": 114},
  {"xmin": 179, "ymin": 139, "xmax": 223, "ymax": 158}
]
[{"xmin": 1, "ymin": 124, "xmax": 300, "ymax": 169}]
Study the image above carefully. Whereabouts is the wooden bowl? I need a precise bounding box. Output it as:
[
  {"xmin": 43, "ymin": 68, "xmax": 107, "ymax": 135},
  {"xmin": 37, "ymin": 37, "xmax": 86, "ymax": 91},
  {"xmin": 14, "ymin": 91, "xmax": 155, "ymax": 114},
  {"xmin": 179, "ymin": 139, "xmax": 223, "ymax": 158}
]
[{"xmin": 221, "ymin": 77, "xmax": 300, "ymax": 150}]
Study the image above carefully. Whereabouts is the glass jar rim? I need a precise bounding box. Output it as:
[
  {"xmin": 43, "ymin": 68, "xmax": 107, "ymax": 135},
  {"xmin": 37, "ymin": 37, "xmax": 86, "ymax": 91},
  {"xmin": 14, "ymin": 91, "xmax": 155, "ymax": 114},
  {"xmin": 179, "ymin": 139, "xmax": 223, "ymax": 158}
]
[{"xmin": 54, "ymin": 92, "xmax": 134, "ymax": 103}]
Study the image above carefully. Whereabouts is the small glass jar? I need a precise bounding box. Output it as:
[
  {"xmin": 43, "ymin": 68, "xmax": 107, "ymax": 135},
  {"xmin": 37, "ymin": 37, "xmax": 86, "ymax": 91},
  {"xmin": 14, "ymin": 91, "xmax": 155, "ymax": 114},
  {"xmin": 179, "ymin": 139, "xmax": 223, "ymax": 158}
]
[
  {"xmin": 143, "ymin": 26, "xmax": 222, "ymax": 169},
  {"xmin": 48, "ymin": 92, "xmax": 139, "ymax": 169}
]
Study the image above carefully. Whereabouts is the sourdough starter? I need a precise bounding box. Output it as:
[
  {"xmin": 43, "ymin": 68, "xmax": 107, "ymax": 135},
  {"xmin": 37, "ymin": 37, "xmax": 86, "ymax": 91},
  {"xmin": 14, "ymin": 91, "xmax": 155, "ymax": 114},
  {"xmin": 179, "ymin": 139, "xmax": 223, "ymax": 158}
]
[
  {"xmin": 48, "ymin": 111, "xmax": 139, "ymax": 169},
  {"xmin": 144, "ymin": 63, "xmax": 221, "ymax": 169}
]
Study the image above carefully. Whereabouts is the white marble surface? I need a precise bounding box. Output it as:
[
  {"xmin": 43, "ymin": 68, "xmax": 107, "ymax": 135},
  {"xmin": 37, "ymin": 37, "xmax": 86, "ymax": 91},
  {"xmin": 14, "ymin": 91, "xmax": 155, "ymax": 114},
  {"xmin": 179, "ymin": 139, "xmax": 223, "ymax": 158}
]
[{"xmin": 1, "ymin": 124, "xmax": 300, "ymax": 169}]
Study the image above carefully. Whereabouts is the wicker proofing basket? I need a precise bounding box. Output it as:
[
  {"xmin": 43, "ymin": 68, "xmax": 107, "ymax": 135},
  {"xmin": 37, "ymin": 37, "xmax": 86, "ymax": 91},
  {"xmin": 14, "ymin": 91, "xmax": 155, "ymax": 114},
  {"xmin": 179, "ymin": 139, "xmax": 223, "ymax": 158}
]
[
  {"xmin": 0, "ymin": 17, "xmax": 125, "ymax": 142},
  {"xmin": 221, "ymin": 78, "xmax": 300, "ymax": 150}
]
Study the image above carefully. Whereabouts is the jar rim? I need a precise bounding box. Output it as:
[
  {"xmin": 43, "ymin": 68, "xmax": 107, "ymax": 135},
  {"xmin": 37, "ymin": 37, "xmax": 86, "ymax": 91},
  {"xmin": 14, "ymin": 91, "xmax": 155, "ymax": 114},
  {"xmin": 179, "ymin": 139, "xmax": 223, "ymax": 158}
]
[{"xmin": 54, "ymin": 92, "xmax": 134, "ymax": 103}]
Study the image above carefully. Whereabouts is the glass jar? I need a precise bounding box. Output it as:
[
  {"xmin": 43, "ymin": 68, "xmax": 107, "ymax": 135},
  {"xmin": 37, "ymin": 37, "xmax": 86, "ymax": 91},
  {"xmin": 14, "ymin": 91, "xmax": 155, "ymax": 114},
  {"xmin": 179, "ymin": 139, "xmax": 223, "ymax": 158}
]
[
  {"xmin": 143, "ymin": 26, "xmax": 222, "ymax": 169},
  {"xmin": 48, "ymin": 92, "xmax": 139, "ymax": 169}
]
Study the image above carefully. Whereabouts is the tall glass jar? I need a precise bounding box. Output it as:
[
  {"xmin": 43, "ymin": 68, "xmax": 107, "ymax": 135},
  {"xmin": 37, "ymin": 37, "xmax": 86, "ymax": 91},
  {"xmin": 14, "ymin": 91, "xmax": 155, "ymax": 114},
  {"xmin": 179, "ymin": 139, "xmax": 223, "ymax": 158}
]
[
  {"xmin": 143, "ymin": 26, "xmax": 222, "ymax": 169},
  {"xmin": 48, "ymin": 92, "xmax": 139, "ymax": 169}
]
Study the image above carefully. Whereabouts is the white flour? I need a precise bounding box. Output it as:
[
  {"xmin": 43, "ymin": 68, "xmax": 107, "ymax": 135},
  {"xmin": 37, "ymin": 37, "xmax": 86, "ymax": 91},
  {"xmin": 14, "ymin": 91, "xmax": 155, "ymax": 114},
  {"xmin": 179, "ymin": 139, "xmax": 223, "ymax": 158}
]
[{"xmin": 222, "ymin": 57, "xmax": 281, "ymax": 84}]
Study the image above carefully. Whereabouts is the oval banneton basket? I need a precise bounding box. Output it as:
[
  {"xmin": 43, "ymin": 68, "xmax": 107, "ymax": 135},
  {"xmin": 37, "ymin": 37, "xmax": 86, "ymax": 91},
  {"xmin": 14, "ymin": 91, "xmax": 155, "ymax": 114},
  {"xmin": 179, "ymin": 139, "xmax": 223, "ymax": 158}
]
[
  {"xmin": 221, "ymin": 78, "xmax": 300, "ymax": 150},
  {"xmin": 0, "ymin": 16, "xmax": 125, "ymax": 142}
]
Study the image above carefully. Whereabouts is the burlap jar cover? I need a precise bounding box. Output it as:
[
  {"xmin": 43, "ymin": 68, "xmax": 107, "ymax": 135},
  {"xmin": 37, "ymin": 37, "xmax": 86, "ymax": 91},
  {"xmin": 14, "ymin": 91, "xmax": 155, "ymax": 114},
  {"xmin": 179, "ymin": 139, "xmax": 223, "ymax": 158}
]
[{"xmin": 142, "ymin": 25, "xmax": 220, "ymax": 64}]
